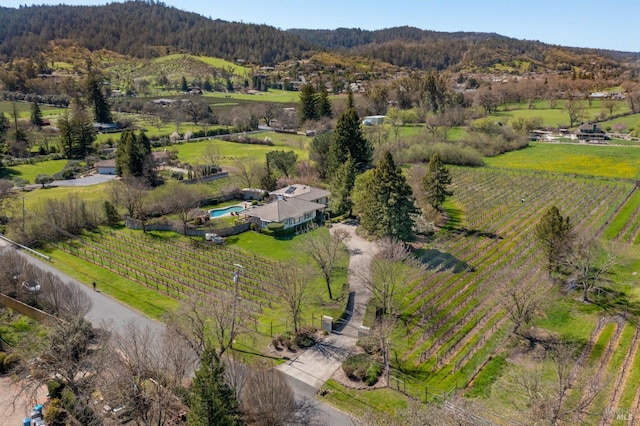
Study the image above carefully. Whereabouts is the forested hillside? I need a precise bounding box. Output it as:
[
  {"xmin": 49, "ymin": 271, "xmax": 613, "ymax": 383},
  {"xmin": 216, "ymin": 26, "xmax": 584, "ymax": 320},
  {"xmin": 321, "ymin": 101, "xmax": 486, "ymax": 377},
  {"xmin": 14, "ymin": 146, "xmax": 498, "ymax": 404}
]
[
  {"xmin": 0, "ymin": 2, "xmax": 314, "ymax": 64},
  {"xmin": 289, "ymin": 26, "xmax": 640, "ymax": 71},
  {"xmin": 0, "ymin": 2, "xmax": 639, "ymax": 72}
]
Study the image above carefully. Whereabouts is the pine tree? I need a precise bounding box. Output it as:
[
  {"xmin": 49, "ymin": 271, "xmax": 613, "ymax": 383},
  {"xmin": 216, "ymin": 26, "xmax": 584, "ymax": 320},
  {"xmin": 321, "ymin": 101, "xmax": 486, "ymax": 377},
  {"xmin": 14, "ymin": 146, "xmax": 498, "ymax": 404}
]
[
  {"xmin": 298, "ymin": 83, "xmax": 318, "ymax": 124},
  {"xmin": 71, "ymin": 106, "xmax": 96, "ymax": 158},
  {"xmin": 317, "ymin": 85, "xmax": 332, "ymax": 118},
  {"xmin": 260, "ymin": 161, "xmax": 277, "ymax": 191},
  {"xmin": 327, "ymin": 90, "xmax": 372, "ymax": 175},
  {"xmin": 187, "ymin": 347, "xmax": 242, "ymax": 426},
  {"xmin": 354, "ymin": 151, "xmax": 416, "ymax": 241},
  {"xmin": 86, "ymin": 72, "xmax": 112, "ymax": 124},
  {"xmin": 30, "ymin": 101, "xmax": 44, "ymax": 128},
  {"xmin": 181, "ymin": 76, "xmax": 189, "ymax": 92},
  {"xmin": 535, "ymin": 206, "xmax": 574, "ymax": 274},
  {"xmin": 330, "ymin": 153, "xmax": 356, "ymax": 216},
  {"xmin": 422, "ymin": 151, "xmax": 453, "ymax": 209},
  {"xmin": 115, "ymin": 130, "xmax": 151, "ymax": 177}
]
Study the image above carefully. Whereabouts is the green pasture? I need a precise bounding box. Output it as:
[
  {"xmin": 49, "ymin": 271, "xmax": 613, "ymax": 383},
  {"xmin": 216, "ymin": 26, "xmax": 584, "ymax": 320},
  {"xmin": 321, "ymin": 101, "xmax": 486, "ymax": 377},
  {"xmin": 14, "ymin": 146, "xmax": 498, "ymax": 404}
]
[
  {"xmin": 0, "ymin": 159, "xmax": 67, "ymax": 183},
  {"xmin": 489, "ymin": 99, "xmax": 632, "ymax": 128},
  {"xmin": 202, "ymin": 89, "xmax": 300, "ymax": 103},
  {"xmin": 157, "ymin": 135, "xmax": 309, "ymax": 165},
  {"xmin": 151, "ymin": 54, "xmax": 250, "ymax": 77},
  {"xmin": 484, "ymin": 142, "xmax": 640, "ymax": 179}
]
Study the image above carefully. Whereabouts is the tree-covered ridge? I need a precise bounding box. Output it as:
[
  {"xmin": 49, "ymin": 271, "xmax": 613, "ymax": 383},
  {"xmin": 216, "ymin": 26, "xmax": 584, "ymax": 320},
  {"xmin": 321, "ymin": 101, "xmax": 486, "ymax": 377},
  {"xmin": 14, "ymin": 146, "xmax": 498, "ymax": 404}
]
[
  {"xmin": 289, "ymin": 26, "xmax": 640, "ymax": 71},
  {"xmin": 0, "ymin": 2, "xmax": 314, "ymax": 64}
]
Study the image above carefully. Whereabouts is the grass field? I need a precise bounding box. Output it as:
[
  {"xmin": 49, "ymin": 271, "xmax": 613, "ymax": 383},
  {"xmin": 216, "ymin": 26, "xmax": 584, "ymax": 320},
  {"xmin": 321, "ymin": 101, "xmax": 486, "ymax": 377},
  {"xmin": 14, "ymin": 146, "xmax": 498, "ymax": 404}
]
[
  {"xmin": 156, "ymin": 134, "xmax": 309, "ymax": 165},
  {"xmin": 0, "ymin": 159, "xmax": 67, "ymax": 183},
  {"xmin": 484, "ymin": 142, "xmax": 640, "ymax": 179},
  {"xmin": 489, "ymin": 99, "xmax": 632, "ymax": 128}
]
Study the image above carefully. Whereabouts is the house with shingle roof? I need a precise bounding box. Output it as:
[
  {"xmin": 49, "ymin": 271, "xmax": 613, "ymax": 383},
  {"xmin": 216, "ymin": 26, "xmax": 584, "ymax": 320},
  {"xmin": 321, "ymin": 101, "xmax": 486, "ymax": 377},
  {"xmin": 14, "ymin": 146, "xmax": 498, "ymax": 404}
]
[{"xmin": 242, "ymin": 184, "xmax": 330, "ymax": 230}]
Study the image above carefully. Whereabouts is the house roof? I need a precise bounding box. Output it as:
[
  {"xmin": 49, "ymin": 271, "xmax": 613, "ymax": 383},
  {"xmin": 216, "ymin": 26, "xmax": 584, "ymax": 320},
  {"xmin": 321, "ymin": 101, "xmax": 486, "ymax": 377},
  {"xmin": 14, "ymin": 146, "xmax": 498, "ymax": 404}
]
[
  {"xmin": 271, "ymin": 184, "xmax": 330, "ymax": 202},
  {"xmin": 96, "ymin": 159, "xmax": 116, "ymax": 168},
  {"xmin": 244, "ymin": 197, "xmax": 325, "ymax": 223},
  {"xmin": 577, "ymin": 123, "xmax": 604, "ymax": 133}
]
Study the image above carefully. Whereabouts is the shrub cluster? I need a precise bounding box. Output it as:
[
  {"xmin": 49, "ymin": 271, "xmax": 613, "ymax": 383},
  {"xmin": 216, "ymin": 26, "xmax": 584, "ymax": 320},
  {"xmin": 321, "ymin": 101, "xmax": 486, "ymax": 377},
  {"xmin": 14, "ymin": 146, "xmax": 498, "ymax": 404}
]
[
  {"xmin": 0, "ymin": 351, "xmax": 21, "ymax": 373},
  {"xmin": 1, "ymin": 91, "xmax": 70, "ymax": 107},
  {"xmin": 341, "ymin": 354, "xmax": 382, "ymax": 386}
]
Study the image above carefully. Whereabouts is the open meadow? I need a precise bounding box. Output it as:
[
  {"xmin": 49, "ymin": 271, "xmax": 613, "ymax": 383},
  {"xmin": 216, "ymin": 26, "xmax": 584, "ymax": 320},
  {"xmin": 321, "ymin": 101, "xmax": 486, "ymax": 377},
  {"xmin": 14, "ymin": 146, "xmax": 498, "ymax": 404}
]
[{"xmin": 484, "ymin": 142, "xmax": 640, "ymax": 180}]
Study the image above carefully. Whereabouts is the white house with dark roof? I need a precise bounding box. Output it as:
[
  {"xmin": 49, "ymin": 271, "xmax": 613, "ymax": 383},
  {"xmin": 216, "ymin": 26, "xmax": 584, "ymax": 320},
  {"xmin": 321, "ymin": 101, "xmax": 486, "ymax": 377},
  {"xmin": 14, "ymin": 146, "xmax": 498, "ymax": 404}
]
[
  {"xmin": 242, "ymin": 184, "xmax": 330, "ymax": 229},
  {"xmin": 270, "ymin": 184, "xmax": 330, "ymax": 206}
]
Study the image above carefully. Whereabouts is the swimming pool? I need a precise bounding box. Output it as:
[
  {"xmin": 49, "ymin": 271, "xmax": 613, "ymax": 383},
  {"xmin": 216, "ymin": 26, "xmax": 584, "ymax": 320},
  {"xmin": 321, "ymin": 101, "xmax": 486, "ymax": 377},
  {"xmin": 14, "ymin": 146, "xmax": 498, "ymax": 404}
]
[{"xmin": 210, "ymin": 205, "xmax": 244, "ymax": 218}]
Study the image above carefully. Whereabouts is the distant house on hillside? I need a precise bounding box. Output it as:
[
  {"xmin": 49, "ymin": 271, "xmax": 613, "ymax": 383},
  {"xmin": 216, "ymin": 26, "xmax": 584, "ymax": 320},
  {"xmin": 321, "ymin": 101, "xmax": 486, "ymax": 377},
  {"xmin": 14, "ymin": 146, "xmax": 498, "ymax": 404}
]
[{"xmin": 576, "ymin": 123, "xmax": 608, "ymax": 142}]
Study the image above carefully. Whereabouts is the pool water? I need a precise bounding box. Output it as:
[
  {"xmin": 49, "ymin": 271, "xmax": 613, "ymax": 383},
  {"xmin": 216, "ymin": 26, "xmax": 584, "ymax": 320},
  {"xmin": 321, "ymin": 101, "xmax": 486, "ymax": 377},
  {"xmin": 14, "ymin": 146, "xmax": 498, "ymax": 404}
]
[{"xmin": 210, "ymin": 205, "xmax": 244, "ymax": 218}]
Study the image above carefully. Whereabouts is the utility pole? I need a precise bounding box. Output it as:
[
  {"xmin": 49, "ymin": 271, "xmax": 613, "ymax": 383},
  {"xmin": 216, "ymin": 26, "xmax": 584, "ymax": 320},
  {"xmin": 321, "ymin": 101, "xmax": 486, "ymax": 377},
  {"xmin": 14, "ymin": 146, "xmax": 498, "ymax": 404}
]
[{"xmin": 230, "ymin": 263, "xmax": 243, "ymax": 350}]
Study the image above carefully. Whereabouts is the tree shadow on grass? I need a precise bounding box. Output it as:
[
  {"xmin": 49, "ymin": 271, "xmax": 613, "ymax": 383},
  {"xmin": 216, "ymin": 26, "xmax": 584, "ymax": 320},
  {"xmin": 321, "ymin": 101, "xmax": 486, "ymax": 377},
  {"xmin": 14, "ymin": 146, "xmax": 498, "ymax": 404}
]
[
  {"xmin": 416, "ymin": 248, "xmax": 474, "ymax": 273},
  {"xmin": 591, "ymin": 287, "xmax": 640, "ymax": 319},
  {"xmin": 0, "ymin": 167, "xmax": 20, "ymax": 180}
]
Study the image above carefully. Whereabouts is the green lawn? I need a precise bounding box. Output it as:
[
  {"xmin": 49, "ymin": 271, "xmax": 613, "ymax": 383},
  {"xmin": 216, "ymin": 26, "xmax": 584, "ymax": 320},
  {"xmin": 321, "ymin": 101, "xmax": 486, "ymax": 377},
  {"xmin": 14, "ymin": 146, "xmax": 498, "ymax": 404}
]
[
  {"xmin": 489, "ymin": 99, "xmax": 632, "ymax": 128},
  {"xmin": 484, "ymin": 142, "xmax": 640, "ymax": 179},
  {"xmin": 0, "ymin": 159, "xmax": 67, "ymax": 183},
  {"xmin": 156, "ymin": 135, "xmax": 308, "ymax": 165}
]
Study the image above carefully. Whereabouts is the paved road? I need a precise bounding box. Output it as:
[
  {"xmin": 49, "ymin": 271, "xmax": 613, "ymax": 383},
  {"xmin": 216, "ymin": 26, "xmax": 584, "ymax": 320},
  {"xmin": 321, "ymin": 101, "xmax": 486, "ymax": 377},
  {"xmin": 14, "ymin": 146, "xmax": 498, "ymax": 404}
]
[
  {"xmin": 0, "ymin": 239, "xmax": 163, "ymax": 333},
  {"xmin": 50, "ymin": 174, "xmax": 117, "ymax": 187},
  {"xmin": 1, "ymin": 238, "xmax": 357, "ymax": 425}
]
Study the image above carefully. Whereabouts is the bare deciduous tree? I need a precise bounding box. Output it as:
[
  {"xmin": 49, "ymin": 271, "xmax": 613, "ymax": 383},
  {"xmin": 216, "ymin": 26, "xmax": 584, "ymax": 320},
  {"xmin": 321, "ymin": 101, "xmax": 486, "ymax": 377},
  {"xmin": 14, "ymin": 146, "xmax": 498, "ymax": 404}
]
[
  {"xmin": 275, "ymin": 264, "xmax": 315, "ymax": 332},
  {"xmin": 165, "ymin": 292, "xmax": 252, "ymax": 358},
  {"xmin": 241, "ymin": 365, "xmax": 297, "ymax": 426},
  {"xmin": 565, "ymin": 236, "xmax": 616, "ymax": 303},
  {"xmin": 160, "ymin": 181, "xmax": 208, "ymax": 234},
  {"xmin": 0, "ymin": 248, "xmax": 29, "ymax": 295},
  {"xmin": 498, "ymin": 268, "xmax": 548, "ymax": 340},
  {"xmin": 233, "ymin": 157, "xmax": 264, "ymax": 189},
  {"xmin": 102, "ymin": 321, "xmax": 185, "ymax": 426},
  {"xmin": 297, "ymin": 228, "xmax": 349, "ymax": 300},
  {"xmin": 39, "ymin": 271, "xmax": 93, "ymax": 318},
  {"xmin": 360, "ymin": 239, "xmax": 422, "ymax": 317},
  {"xmin": 495, "ymin": 343, "xmax": 608, "ymax": 424}
]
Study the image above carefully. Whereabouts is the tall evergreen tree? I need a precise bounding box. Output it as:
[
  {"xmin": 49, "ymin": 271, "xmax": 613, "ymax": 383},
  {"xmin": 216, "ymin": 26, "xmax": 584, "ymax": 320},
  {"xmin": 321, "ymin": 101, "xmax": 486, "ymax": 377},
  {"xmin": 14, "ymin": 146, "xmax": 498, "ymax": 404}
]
[
  {"xmin": 260, "ymin": 161, "xmax": 277, "ymax": 192},
  {"xmin": 327, "ymin": 90, "xmax": 372, "ymax": 175},
  {"xmin": 115, "ymin": 130, "xmax": 151, "ymax": 177},
  {"xmin": 316, "ymin": 85, "xmax": 332, "ymax": 118},
  {"xmin": 57, "ymin": 110, "xmax": 75, "ymax": 158},
  {"xmin": 535, "ymin": 206, "xmax": 574, "ymax": 274},
  {"xmin": 30, "ymin": 101, "xmax": 44, "ymax": 128},
  {"xmin": 330, "ymin": 153, "xmax": 356, "ymax": 216},
  {"xmin": 309, "ymin": 132, "xmax": 332, "ymax": 179},
  {"xmin": 187, "ymin": 347, "xmax": 242, "ymax": 426},
  {"xmin": 353, "ymin": 151, "xmax": 415, "ymax": 241},
  {"xmin": 298, "ymin": 83, "xmax": 318, "ymax": 124},
  {"xmin": 71, "ymin": 106, "xmax": 96, "ymax": 158},
  {"xmin": 422, "ymin": 151, "xmax": 453, "ymax": 209},
  {"xmin": 85, "ymin": 72, "xmax": 112, "ymax": 123}
]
